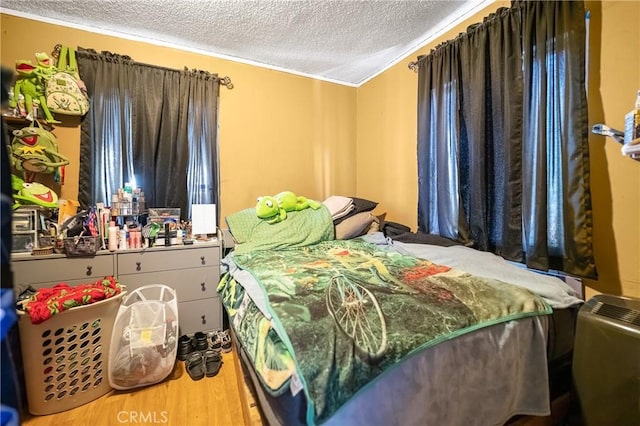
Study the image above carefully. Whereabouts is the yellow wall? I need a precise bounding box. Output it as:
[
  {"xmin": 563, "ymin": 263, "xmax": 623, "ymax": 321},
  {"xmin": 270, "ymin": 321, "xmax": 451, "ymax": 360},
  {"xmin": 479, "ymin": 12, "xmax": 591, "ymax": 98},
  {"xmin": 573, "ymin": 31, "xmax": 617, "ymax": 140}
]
[
  {"xmin": 358, "ymin": 0, "xmax": 640, "ymax": 299},
  {"xmin": 357, "ymin": 1, "xmax": 509, "ymax": 229},
  {"xmin": 2, "ymin": 1, "xmax": 638, "ymax": 299},
  {"xmin": 1, "ymin": 14, "xmax": 357, "ymax": 221},
  {"xmin": 583, "ymin": 0, "xmax": 640, "ymax": 299}
]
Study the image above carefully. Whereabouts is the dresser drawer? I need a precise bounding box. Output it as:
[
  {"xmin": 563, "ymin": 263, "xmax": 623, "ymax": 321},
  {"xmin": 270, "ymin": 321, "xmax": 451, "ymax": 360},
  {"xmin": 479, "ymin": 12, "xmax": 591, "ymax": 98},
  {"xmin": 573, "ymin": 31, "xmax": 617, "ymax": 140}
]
[
  {"xmin": 118, "ymin": 266, "xmax": 219, "ymax": 302},
  {"xmin": 117, "ymin": 246, "xmax": 219, "ymax": 275},
  {"xmin": 12, "ymin": 255, "xmax": 115, "ymax": 288},
  {"xmin": 178, "ymin": 298, "xmax": 222, "ymax": 335}
]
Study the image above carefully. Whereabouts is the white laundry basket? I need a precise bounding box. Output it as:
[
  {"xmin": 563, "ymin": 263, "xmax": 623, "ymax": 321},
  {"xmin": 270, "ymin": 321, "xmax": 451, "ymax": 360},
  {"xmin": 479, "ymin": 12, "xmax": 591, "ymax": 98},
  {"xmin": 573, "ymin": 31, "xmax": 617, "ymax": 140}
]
[
  {"xmin": 17, "ymin": 292, "xmax": 125, "ymax": 415},
  {"xmin": 108, "ymin": 284, "xmax": 178, "ymax": 390}
]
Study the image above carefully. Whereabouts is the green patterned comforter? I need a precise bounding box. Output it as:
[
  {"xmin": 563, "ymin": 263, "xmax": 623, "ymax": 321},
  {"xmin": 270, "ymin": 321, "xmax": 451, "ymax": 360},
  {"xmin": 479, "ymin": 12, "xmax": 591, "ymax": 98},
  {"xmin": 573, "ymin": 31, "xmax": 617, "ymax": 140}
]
[{"xmin": 217, "ymin": 239, "xmax": 551, "ymax": 424}]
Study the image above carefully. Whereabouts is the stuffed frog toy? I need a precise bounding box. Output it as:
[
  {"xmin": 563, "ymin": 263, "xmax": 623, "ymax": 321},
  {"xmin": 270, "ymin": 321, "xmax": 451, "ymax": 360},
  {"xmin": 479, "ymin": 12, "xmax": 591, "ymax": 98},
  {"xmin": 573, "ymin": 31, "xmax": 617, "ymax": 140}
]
[
  {"xmin": 256, "ymin": 191, "xmax": 321, "ymax": 224},
  {"xmin": 33, "ymin": 52, "xmax": 58, "ymax": 80},
  {"xmin": 12, "ymin": 174, "xmax": 59, "ymax": 209},
  {"xmin": 9, "ymin": 55, "xmax": 60, "ymax": 123},
  {"xmin": 9, "ymin": 121, "xmax": 69, "ymax": 175}
]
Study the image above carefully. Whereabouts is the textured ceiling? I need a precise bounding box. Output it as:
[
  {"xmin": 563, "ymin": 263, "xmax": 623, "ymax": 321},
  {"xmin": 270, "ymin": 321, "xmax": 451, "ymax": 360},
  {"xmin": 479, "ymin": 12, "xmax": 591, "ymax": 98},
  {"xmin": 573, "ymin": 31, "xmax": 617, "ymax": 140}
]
[{"xmin": 1, "ymin": 0, "xmax": 491, "ymax": 86}]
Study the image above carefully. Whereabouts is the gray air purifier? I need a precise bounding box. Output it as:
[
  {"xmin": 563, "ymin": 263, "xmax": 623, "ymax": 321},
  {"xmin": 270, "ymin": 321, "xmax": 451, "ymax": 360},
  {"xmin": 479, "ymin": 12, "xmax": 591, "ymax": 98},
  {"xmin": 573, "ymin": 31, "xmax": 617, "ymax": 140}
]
[{"xmin": 572, "ymin": 294, "xmax": 640, "ymax": 426}]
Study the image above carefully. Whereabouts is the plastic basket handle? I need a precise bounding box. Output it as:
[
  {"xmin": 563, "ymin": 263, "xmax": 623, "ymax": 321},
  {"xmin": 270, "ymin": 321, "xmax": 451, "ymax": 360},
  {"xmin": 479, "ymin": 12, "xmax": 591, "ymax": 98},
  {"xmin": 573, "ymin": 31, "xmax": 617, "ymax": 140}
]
[{"xmin": 122, "ymin": 284, "xmax": 178, "ymax": 306}]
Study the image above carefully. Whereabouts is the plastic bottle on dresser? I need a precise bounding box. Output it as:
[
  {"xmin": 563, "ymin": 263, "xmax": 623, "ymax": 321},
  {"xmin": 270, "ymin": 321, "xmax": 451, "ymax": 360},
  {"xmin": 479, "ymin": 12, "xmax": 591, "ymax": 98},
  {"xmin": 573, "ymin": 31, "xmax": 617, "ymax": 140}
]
[
  {"xmin": 108, "ymin": 222, "xmax": 119, "ymax": 251},
  {"xmin": 130, "ymin": 230, "xmax": 138, "ymax": 249},
  {"xmin": 119, "ymin": 229, "xmax": 128, "ymax": 250},
  {"xmin": 132, "ymin": 230, "xmax": 141, "ymax": 249}
]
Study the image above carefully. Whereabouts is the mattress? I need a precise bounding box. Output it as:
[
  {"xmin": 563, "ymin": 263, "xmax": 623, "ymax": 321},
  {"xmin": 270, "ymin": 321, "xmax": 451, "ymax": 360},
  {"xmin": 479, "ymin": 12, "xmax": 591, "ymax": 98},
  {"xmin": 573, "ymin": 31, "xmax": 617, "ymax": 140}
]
[
  {"xmin": 234, "ymin": 306, "xmax": 578, "ymax": 426},
  {"xmin": 219, "ymin": 237, "xmax": 582, "ymax": 425},
  {"xmin": 393, "ymin": 239, "xmax": 582, "ymax": 400},
  {"xmin": 547, "ymin": 306, "xmax": 579, "ymax": 398},
  {"xmin": 234, "ymin": 315, "xmax": 563, "ymax": 426}
]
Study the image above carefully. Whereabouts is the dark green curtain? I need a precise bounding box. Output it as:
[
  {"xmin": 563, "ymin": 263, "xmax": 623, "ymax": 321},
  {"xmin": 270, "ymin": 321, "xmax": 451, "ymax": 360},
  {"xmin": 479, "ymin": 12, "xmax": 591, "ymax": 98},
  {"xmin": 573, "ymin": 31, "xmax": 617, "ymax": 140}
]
[
  {"xmin": 76, "ymin": 48, "xmax": 220, "ymax": 221},
  {"xmin": 416, "ymin": 0, "xmax": 596, "ymax": 278}
]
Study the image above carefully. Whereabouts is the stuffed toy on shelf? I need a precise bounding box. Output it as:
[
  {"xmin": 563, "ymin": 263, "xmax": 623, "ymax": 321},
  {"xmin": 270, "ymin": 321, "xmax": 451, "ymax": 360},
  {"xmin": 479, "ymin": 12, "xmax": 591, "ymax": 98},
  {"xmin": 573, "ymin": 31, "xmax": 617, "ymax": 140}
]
[{"xmin": 8, "ymin": 52, "xmax": 60, "ymax": 123}]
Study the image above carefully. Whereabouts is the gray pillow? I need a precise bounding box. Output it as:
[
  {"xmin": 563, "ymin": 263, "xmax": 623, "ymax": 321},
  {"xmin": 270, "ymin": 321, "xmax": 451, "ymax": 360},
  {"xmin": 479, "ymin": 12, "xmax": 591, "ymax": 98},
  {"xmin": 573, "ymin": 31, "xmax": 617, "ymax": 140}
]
[
  {"xmin": 333, "ymin": 197, "xmax": 378, "ymax": 225},
  {"xmin": 335, "ymin": 211, "xmax": 376, "ymax": 240}
]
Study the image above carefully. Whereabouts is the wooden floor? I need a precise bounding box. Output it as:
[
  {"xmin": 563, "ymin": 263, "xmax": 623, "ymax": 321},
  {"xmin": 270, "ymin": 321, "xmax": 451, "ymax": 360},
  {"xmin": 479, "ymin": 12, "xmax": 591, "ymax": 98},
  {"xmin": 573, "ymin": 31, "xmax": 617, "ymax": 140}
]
[
  {"xmin": 19, "ymin": 344, "xmax": 570, "ymax": 426},
  {"xmin": 21, "ymin": 349, "xmax": 263, "ymax": 426}
]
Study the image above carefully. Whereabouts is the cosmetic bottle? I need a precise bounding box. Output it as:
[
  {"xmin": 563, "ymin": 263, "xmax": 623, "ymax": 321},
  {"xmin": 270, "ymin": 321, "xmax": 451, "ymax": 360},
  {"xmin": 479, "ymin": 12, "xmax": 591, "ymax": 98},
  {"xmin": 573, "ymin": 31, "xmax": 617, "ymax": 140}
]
[
  {"xmin": 119, "ymin": 230, "xmax": 128, "ymax": 250},
  {"xmin": 164, "ymin": 223, "xmax": 171, "ymax": 247},
  {"xmin": 108, "ymin": 222, "xmax": 119, "ymax": 251},
  {"xmin": 624, "ymin": 90, "xmax": 640, "ymax": 144}
]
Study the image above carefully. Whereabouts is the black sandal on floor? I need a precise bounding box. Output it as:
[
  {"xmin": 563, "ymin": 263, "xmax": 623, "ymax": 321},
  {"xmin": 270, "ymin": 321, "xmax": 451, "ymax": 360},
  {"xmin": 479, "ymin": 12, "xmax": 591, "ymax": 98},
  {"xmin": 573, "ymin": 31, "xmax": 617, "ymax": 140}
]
[
  {"xmin": 204, "ymin": 350, "xmax": 222, "ymax": 377},
  {"xmin": 186, "ymin": 351, "xmax": 205, "ymax": 381}
]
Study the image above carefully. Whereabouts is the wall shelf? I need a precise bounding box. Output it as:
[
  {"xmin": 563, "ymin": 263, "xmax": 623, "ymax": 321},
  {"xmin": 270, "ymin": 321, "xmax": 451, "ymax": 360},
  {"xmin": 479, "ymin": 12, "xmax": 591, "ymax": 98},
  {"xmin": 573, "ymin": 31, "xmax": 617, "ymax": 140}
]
[
  {"xmin": 621, "ymin": 139, "xmax": 640, "ymax": 161},
  {"xmin": 592, "ymin": 124, "xmax": 639, "ymax": 162},
  {"xmin": 1, "ymin": 113, "xmax": 55, "ymax": 131}
]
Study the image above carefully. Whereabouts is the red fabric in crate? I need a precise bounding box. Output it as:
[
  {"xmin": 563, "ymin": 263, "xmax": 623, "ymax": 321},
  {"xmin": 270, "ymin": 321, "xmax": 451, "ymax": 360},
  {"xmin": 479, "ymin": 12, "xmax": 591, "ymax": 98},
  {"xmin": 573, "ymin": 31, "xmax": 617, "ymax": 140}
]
[{"xmin": 23, "ymin": 276, "xmax": 122, "ymax": 324}]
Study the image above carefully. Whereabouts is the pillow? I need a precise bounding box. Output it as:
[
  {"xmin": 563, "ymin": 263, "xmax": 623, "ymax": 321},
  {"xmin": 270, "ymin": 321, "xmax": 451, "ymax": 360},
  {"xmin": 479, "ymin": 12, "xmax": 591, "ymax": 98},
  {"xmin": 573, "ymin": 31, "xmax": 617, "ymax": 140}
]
[
  {"xmin": 335, "ymin": 211, "xmax": 376, "ymax": 240},
  {"xmin": 365, "ymin": 213, "xmax": 385, "ymax": 234},
  {"xmin": 333, "ymin": 197, "xmax": 378, "ymax": 225},
  {"xmin": 375, "ymin": 212, "xmax": 387, "ymax": 232},
  {"xmin": 225, "ymin": 205, "xmax": 334, "ymax": 255}
]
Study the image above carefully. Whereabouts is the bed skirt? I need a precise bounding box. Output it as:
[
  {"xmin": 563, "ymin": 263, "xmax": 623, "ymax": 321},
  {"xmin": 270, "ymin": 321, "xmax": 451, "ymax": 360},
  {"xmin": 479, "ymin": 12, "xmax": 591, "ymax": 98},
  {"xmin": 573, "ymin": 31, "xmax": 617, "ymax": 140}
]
[{"xmin": 233, "ymin": 315, "xmax": 551, "ymax": 426}]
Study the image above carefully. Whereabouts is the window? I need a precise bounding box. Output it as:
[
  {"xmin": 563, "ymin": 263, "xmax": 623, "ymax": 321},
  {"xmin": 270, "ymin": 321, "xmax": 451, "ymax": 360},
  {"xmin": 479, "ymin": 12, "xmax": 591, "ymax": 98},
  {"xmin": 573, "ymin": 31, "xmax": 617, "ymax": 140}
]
[
  {"xmin": 76, "ymin": 49, "xmax": 225, "ymax": 221},
  {"xmin": 415, "ymin": 1, "xmax": 596, "ymax": 278}
]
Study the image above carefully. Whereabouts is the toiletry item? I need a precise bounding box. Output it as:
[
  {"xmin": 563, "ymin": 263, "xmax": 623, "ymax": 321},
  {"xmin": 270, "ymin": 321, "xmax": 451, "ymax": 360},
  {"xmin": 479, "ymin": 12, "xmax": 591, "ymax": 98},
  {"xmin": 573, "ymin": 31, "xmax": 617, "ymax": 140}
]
[
  {"xmin": 108, "ymin": 222, "xmax": 119, "ymax": 251},
  {"xmin": 119, "ymin": 230, "xmax": 128, "ymax": 250},
  {"xmin": 624, "ymin": 90, "xmax": 640, "ymax": 144},
  {"xmin": 138, "ymin": 191, "xmax": 145, "ymax": 213},
  {"xmin": 635, "ymin": 90, "xmax": 640, "ymax": 141},
  {"xmin": 31, "ymin": 99, "xmax": 40, "ymax": 119},
  {"xmin": 129, "ymin": 230, "xmax": 136, "ymax": 249},
  {"xmin": 16, "ymin": 94, "xmax": 26, "ymax": 117}
]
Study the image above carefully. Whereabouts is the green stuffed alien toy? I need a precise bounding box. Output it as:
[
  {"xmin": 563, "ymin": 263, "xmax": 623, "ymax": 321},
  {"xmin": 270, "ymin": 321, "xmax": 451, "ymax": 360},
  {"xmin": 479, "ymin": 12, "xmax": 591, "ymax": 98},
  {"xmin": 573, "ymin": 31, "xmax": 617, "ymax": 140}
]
[
  {"xmin": 256, "ymin": 191, "xmax": 321, "ymax": 224},
  {"xmin": 12, "ymin": 174, "xmax": 59, "ymax": 209},
  {"xmin": 8, "ymin": 53, "xmax": 61, "ymax": 124}
]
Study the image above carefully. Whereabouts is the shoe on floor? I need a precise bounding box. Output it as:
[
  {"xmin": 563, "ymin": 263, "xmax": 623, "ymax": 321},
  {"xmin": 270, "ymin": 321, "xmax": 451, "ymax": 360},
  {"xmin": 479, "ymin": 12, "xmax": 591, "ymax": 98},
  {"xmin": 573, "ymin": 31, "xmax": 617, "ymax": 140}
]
[
  {"xmin": 177, "ymin": 335, "xmax": 194, "ymax": 361},
  {"xmin": 186, "ymin": 351, "xmax": 205, "ymax": 381},
  {"xmin": 204, "ymin": 349, "xmax": 223, "ymax": 377},
  {"xmin": 194, "ymin": 331, "xmax": 208, "ymax": 351},
  {"xmin": 208, "ymin": 331, "xmax": 222, "ymax": 351},
  {"xmin": 219, "ymin": 330, "xmax": 232, "ymax": 353}
]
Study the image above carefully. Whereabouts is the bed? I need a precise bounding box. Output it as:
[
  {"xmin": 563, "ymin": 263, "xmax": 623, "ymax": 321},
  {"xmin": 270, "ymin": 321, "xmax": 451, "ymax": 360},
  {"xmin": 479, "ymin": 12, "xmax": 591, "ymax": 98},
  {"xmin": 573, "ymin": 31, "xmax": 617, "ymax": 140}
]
[{"xmin": 217, "ymin": 203, "xmax": 583, "ymax": 426}]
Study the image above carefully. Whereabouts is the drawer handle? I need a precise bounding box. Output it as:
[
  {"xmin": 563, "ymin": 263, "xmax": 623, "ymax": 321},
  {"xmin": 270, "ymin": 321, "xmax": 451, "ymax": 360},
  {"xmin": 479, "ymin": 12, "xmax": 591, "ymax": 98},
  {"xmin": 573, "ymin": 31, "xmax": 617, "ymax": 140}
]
[
  {"xmin": 86, "ymin": 265, "xmax": 92, "ymax": 276},
  {"xmin": 136, "ymin": 261, "xmax": 141, "ymax": 271},
  {"xmin": 200, "ymin": 282, "xmax": 206, "ymax": 291},
  {"xmin": 201, "ymin": 315, "xmax": 207, "ymax": 324},
  {"xmin": 200, "ymin": 256, "xmax": 206, "ymax": 265}
]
